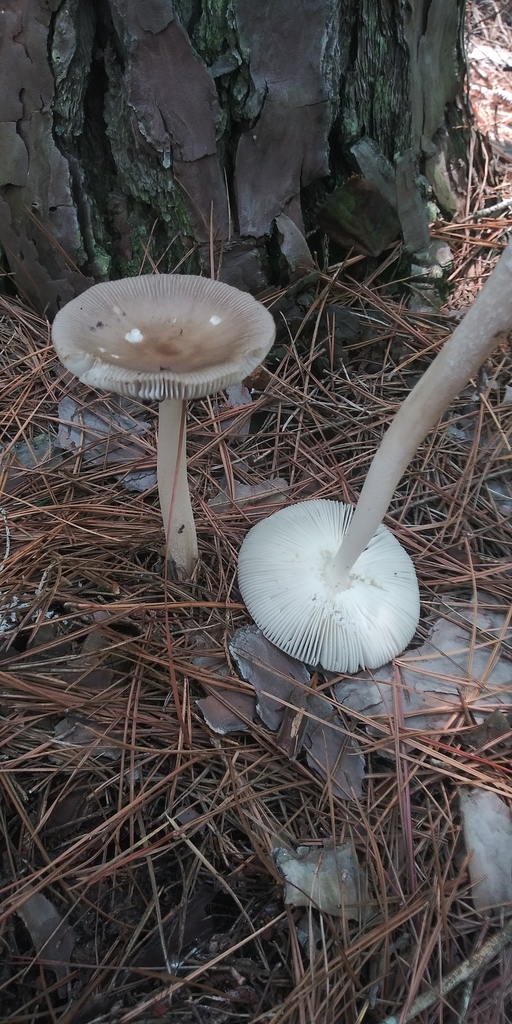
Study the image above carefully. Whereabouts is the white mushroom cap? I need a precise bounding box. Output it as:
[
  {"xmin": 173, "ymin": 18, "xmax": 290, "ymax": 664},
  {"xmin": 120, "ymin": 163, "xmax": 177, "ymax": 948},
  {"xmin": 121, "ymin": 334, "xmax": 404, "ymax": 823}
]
[
  {"xmin": 238, "ymin": 499, "xmax": 419, "ymax": 674},
  {"xmin": 52, "ymin": 274, "xmax": 276, "ymax": 400}
]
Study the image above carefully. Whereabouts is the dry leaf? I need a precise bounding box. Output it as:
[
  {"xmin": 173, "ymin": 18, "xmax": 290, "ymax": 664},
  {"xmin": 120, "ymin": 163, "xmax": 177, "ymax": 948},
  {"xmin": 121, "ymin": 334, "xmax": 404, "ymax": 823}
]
[
  {"xmin": 460, "ymin": 787, "xmax": 512, "ymax": 914},
  {"xmin": 230, "ymin": 627, "xmax": 364, "ymax": 798},
  {"xmin": 208, "ymin": 477, "xmax": 289, "ymax": 512},
  {"xmin": 43, "ymin": 788, "xmax": 88, "ymax": 834},
  {"xmin": 229, "ymin": 626, "xmax": 311, "ymax": 729},
  {"xmin": 61, "ymin": 665, "xmax": 115, "ymax": 691},
  {"xmin": 131, "ymin": 886, "xmax": 215, "ymax": 971},
  {"xmin": 295, "ymin": 913, "xmax": 323, "ymax": 959},
  {"xmin": 334, "ymin": 609, "xmax": 512, "ymax": 738},
  {"xmin": 486, "ymin": 476, "xmax": 512, "ymax": 513},
  {"xmin": 58, "ymin": 630, "xmax": 116, "ymax": 690},
  {"xmin": 57, "ymin": 395, "xmax": 156, "ymax": 492},
  {"xmin": 461, "ymin": 709, "xmax": 512, "ymax": 750},
  {"xmin": 273, "ymin": 842, "xmax": 361, "ymax": 918},
  {"xmin": 197, "ymin": 690, "xmax": 255, "ymax": 734},
  {"xmin": 303, "ymin": 694, "xmax": 365, "ymax": 800},
  {"xmin": 16, "ymin": 887, "xmax": 76, "ymax": 995},
  {"xmin": 195, "ymin": 641, "xmax": 257, "ymax": 734},
  {"xmin": 53, "ymin": 714, "xmax": 121, "ymax": 760},
  {"xmin": 2, "ymin": 433, "xmax": 59, "ymax": 492},
  {"xmin": 173, "ymin": 805, "xmax": 206, "ymax": 830},
  {"xmin": 221, "ymin": 382, "xmax": 253, "ymax": 436}
]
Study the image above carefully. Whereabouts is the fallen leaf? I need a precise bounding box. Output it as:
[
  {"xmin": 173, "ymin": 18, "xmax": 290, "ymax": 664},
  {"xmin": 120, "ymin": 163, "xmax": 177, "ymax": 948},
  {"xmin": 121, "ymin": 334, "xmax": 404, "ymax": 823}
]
[
  {"xmin": 303, "ymin": 693, "xmax": 365, "ymax": 800},
  {"xmin": 208, "ymin": 477, "xmax": 289, "ymax": 512},
  {"xmin": 58, "ymin": 631, "xmax": 116, "ymax": 690},
  {"xmin": 486, "ymin": 476, "xmax": 512, "ymax": 514},
  {"xmin": 131, "ymin": 887, "xmax": 215, "ymax": 972},
  {"xmin": 273, "ymin": 842, "xmax": 361, "ymax": 918},
  {"xmin": 53, "ymin": 715, "xmax": 121, "ymax": 760},
  {"xmin": 226, "ymin": 382, "xmax": 253, "ymax": 407},
  {"xmin": 2, "ymin": 433, "xmax": 60, "ymax": 492},
  {"xmin": 62, "ymin": 665, "xmax": 115, "ymax": 691},
  {"xmin": 197, "ymin": 690, "xmax": 255, "ymax": 734},
  {"xmin": 222, "ymin": 383, "xmax": 253, "ymax": 436},
  {"xmin": 15, "ymin": 887, "xmax": 76, "ymax": 994},
  {"xmin": 173, "ymin": 805, "xmax": 207, "ymax": 830},
  {"xmin": 58, "ymin": 614, "xmax": 136, "ymax": 690},
  {"xmin": 461, "ymin": 709, "xmax": 512, "ymax": 751},
  {"xmin": 25, "ymin": 617, "xmax": 71, "ymax": 656},
  {"xmin": 42, "ymin": 788, "xmax": 88, "ymax": 834},
  {"xmin": 195, "ymin": 641, "xmax": 256, "ymax": 734},
  {"xmin": 230, "ymin": 627, "xmax": 364, "ymax": 797},
  {"xmin": 295, "ymin": 912, "xmax": 323, "ymax": 959},
  {"xmin": 334, "ymin": 608, "xmax": 512, "ymax": 738},
  {"xmin": 229, "ymin": 626, "xmax": 311, "ymax": 729},
  {"xmin": 243, "ymin": 364, "xmax": 272, "ymax": 391},
  {"xmin": 57, "ymin": 395, "xmax": 156, "ymax": 492},
  {"xmin": 460, "ymin": 788, "xmax": 512, "ymax": 915}
]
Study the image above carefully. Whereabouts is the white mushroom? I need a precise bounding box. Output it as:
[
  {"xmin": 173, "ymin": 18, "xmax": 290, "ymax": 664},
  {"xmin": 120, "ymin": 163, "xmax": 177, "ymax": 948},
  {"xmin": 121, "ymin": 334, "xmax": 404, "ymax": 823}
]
[
  {"xmin": 238, "ymin": 238, "xmax": 512, "ymax": 672},
  {"xmin": 52, "ymin": 274, "xmax": 275, "ymax": 575},
  {"xmin": 237, "ymin": 500, "xmax": 418, "ymax": 674}
]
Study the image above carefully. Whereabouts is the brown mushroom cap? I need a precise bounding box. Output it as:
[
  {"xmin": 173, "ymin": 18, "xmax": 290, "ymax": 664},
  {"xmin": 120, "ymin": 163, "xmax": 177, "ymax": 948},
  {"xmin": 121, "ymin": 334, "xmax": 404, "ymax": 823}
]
[{"xmin": 52, "ymin": 275, "xmax": 276, "ymax": 400}]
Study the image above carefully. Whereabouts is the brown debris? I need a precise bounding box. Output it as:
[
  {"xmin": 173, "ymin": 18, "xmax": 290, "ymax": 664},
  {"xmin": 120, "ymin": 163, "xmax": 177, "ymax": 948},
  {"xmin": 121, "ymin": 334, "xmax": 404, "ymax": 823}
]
[{"xmin": 14, "ymin": 887, "xmax": 76, "ymax": 996}]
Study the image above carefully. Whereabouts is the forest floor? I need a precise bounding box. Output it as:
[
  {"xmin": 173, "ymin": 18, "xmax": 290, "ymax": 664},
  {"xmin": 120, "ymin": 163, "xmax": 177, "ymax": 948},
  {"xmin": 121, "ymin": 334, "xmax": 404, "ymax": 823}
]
[{"xmin": 1, "ymin": 3, "xmax": 512, "ymax": 1024}]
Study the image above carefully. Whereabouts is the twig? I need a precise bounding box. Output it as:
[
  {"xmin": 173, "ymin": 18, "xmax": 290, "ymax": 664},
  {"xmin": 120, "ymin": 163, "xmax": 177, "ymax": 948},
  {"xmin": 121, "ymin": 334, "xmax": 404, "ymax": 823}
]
[
  {"xmin": 0, "ymin": 506, "xmax": 10, "ymax": 572},
  {"xmin": 472, "ymin": 197, "xmax": 512, "ymax": 219},
  {"xmin": 377, "ymin": 914, "xmax": 512, "ymax": 1024}
]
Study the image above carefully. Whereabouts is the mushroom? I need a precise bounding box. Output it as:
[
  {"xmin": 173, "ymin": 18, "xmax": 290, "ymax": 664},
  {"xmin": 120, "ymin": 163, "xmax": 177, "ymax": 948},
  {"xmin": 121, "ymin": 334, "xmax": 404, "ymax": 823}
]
[
  {"xmin": 52, "ymin": 274, "xmax": 275, "ymax": 574},
  {"xmin": 238, "ymin": 237, "xmax": 512, "ymax": 673}
]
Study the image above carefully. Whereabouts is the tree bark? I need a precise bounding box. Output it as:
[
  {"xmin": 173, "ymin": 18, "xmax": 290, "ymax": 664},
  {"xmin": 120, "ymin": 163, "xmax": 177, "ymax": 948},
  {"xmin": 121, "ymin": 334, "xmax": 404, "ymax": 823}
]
[{"xmin": 0, "ymin": 0, "xmax": 468, "ymax": 315}]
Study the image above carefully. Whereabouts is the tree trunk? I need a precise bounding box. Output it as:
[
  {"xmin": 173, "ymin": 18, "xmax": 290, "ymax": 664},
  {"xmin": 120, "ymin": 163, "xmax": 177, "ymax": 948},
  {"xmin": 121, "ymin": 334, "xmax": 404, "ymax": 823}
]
[{"xmin": 0, "ymin": 0, "xmax": 468, "ymax": 315}]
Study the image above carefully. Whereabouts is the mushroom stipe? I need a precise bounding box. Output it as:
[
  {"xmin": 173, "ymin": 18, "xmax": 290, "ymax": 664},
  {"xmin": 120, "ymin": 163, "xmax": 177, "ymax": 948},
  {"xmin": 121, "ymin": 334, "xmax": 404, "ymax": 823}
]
[{"xmin": 52, "ymin": 273, "xmax": 276, "ymax": 575}]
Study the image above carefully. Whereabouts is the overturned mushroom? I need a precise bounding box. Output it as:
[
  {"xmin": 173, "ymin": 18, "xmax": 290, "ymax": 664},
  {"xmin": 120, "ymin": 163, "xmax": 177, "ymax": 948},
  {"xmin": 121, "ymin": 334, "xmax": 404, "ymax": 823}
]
[
  {"xmin": 238, "ymin": 500, "xmax": 418, "ymax": 673},
  {"xmin": 52, "ymin": 274, "xmax": 275, "ymax": 574},
  {"xmin": 239, "ymin": 238, "xmax": 512, "ymax": 673}
]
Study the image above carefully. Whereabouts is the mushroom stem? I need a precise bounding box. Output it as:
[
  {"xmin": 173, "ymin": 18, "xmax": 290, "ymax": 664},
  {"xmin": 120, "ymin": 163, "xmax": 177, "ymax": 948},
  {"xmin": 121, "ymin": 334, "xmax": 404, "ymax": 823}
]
[
  {"xmin": 333, "ymin": 238, "xmax": 512, "ymax": 580},
  {"xmin": 157, "ymin": 398, "xmax": 198, "ymax": 575}
]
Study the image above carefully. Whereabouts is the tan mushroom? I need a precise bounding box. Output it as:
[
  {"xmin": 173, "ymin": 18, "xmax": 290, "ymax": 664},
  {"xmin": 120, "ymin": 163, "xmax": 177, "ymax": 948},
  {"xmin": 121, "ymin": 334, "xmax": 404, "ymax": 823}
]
[{"xmin": 52, "ymin": 274, "xmax": 275, "ymax": 574}]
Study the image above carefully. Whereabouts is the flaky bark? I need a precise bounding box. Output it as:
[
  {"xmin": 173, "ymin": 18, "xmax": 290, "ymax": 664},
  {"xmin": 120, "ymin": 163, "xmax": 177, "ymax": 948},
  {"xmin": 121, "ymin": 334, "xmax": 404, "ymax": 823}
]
[{"xmin": 0, "ymin": 0, "xmax": 467, "ymax": 313}]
